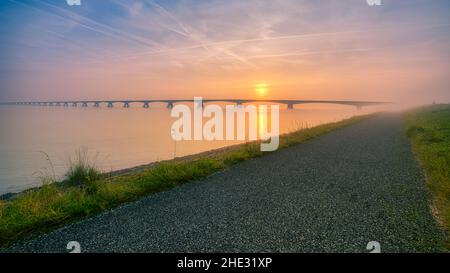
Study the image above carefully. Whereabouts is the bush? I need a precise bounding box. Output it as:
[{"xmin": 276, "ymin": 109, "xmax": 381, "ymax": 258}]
[{"xmin": 65, "ymin": 148, "xmax": 101, "ymax": 186}]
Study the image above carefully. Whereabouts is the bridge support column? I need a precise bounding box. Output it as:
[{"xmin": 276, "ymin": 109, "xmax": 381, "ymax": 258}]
[
  {"xmin": 72, "ymin": 102, "xmax": 77, "ymax": 107},
  {"xmin": 287, "ymin": 103, "xmax": 294, "ymax": 110},
  {"xmin": 195, "ymin": 101, "xmax": 204, "ymax": 109},
  {"xmin": 167, "ymin": 102, "xmax": 174, "ymax": 109},
  {"xmin": 107, "ymin": 102, "xmax": 114, "ymax": 108},
  {"xmin": 63, "ymin": 102, "xmax": 69, "ymax": 107},
  {"xmin": 123, "ymin": 102, "xmax": 130, "ymax": 108},
  {"xmin": 82, "ymin": 102, "xmax": 88, "ymax": 107},
  {"xmin": 143, "ymin": 102, "xmax": 150, "ymax": 108},
  {"xmin": 94, "ymin": 102, "xmax": 100, "ymax": 108},
  {"xmin": 56, "ymin": 102, "xmax": 61, "ymax": 107}
]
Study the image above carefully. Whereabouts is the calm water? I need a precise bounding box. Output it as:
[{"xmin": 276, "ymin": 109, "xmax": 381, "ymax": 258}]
[{"xmin": 0, "ymin": 104, "xmax": 380, "ymax": 194}]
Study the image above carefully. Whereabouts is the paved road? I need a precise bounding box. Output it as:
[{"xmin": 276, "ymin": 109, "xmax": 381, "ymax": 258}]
[{"xmin": 9, "ymin": 114, "xmax": 444, "ymax": 253}]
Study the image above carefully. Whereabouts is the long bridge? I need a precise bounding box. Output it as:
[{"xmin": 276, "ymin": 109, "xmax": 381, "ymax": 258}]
[{"xmin": 0, "ymin": 99, "xmax": 389, "ymax": 110}]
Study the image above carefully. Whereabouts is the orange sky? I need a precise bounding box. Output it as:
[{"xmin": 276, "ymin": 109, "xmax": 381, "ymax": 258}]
[{"xmin": 1, "ymin": 0, "xmax": 449, "ymax": 105}]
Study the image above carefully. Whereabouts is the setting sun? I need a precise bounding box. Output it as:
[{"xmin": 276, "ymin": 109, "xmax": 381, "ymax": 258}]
[{"xmin": 255, "ymin": 83, "xmax": 269, "ymax": 97}]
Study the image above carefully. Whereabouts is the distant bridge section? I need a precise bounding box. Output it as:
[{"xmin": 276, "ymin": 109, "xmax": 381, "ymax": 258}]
[{"xmin": 0, "ymin": 99, "xmax": 389, "ymax": 110}]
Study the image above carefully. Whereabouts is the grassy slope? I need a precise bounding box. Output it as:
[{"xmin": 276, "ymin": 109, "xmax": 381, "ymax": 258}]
[
  {"xmin": 0, "ymin": 114, "xmax": 373, "ymax": 248},
  {"xmin": 405, "ymin": 104, "xmax": 450, "ymax": 249}
]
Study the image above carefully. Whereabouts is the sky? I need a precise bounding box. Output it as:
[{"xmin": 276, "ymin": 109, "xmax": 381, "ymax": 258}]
[{"xmin": 0, "ymin": 0, "xmax": 449, "ymax": 104}]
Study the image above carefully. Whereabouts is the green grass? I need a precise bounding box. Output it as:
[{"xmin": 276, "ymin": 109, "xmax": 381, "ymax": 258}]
[
  {"xmin": 0, "ymin": 114, "xmax": 373, "ymax": 248},
  {"xmin": 65, "ymin": 148, "xmax": 101, "ymax": 190},
  {"xmin": 405, "ymin": 104, "xmax": 450, "ymax": 249}
]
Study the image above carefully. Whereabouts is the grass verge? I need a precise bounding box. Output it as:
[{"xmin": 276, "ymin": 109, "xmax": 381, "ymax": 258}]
[
  {"xmin": 405, "ymin": 104, "xmax": 450, "ymax": 249},
  {"xmin": 0, "ymin": 114, "xmax": 373, "ymax": 248}
]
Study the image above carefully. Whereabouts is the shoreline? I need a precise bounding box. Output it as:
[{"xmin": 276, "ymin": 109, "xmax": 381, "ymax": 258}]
[
  {"xmin": 0, "ymin": 142, "xmax": 251, "ymax": 201},
  {"xmin": 1, "ymin": 112, "xmax": 373, "ymax": 200},
  {"xmin": 0, "ymin": 113, "xmax": 378, "ymax": 201}
]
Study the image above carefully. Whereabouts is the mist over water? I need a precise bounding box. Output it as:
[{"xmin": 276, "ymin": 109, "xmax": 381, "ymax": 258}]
[{"xmin": 0, "ymin": 104, "xmax": 382, "ymax": 194}]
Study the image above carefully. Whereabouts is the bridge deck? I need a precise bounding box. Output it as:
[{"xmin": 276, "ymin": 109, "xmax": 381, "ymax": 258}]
[{"xmin": 0, "ymin": 99, "xmax": 389, "ymax": 108}]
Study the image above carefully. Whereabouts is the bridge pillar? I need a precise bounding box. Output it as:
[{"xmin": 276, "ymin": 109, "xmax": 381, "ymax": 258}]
[
  {"xmin": 56, "ymin": 102, "xmax": 61, "ymax": 107},
  {"xmin": 94, "ymin": 102, "xmax": 100, "ymax": 108},
  {"xmin": 143, "ymin": 102, "xmax": 150, "ymax": 108},
  {"xmin": 63, "ymin": 102, "xmax": 69, "ymax": 107},
  {"xmin": 82, "ymin": 102, "xmax": 88, "ymax": 107},
  {"xmin": 236, "ymin": 101, "xmax": 243, "ymax": 108},
  {"xmin": 123, "ymin": 102, "xmax": 130, "ymax": 108},
  {"xmin": 72, "ymin": 102, "xmax": 77, "ymax": 107},
  {"xmin": 49, "ymin": 102, "xmax": 54, "ymax": 106},
  {"xmin": 107, "ymin": 102, "xmax": 114, "ymax": 108},
  {"xmin": 195, "ymin": 101, "xmax": 204, "ymax": 109},
  {"xmin": 167, "ymin": 102, "xmax": 174, "ymax": 109},
  {"xmin": 287, "ymin": 103, "xmax": 294, "ymax": 110}
]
